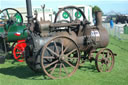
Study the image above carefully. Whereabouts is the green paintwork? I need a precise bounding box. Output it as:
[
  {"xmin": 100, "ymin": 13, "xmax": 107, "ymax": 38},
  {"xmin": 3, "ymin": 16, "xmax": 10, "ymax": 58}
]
[
  {"xmin": 62, "ymin": 12, "xmax": 69, "ymax": 19},
  {"xmin": 0, "ymin": 23, "xmax": 28, "ymax": 42},
  {"xmin": 14, "ymin": 13, "xmax": 22, "ymax": 24},
  {"xmin": 75, "ymin": 11, "xmax": 82, "ymax": 18},
  {"xmin": 6, "ymin": 10, "xmax": 10, "ymax": 19},
  {"xmin": 0, "ymin": 27, "xmax": 4, "ymax": 33},
  {"xmin": 0, "ymin": 26, "xmax": 5, "ymax": 42}
]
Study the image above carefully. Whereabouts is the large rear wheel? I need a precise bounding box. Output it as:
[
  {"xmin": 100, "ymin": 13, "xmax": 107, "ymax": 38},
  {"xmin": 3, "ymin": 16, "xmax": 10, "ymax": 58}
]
[{"xmin": 41, "ymin": 36, "xmax": 80, "ymax": 79}]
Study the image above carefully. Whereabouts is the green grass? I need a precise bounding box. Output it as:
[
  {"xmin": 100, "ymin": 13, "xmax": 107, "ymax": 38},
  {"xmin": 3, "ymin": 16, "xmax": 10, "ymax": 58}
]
[{"xmin": 0, "ymin": 37, "xmax": 128, "ymax": 85}]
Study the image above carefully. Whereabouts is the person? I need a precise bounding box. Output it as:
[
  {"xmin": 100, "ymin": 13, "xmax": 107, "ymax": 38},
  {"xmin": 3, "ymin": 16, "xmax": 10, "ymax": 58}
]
[
  {"xmin": 0, "ymin": 19, "xmax": 4, "ymax": 27},
  {"xmin": 110, "ymin": 18, "xmax": 114, "ymax": 28}
]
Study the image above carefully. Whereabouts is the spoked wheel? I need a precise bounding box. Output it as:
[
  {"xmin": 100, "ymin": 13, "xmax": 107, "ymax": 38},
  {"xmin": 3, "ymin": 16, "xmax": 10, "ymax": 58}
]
[
  {"xmin": 54, "ymin": 6, "xmax": 86, "ymax": 23},
  {"xmin": 13, "ymin": 41, "xmax": 26, "ymax": 62},
  {"xmin": 0, "ymin": 8, "xmax": 23, "ymax": 24},
  {"xmin": 95, "ymin": 48, "xmax": 114, "ymax": 72},
  {"xmin": 41, "ymin": 36, "xmax": 80, "ymax": 79},
  {"xmin": 52, "ymin": 6, "xmax": 88, "ymax": 32}
]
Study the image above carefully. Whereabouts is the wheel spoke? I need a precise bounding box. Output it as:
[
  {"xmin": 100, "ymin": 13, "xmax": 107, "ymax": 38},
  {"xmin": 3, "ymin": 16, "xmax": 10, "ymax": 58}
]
[
  {"xmin": 60, "ymin": 39, "xmax": 64, "ymax": 55},
  {"xmin": 53, "ymin": 41, "xmax": 59, "ymax": 55},
  {"xmin": 6, "ymin": 9, "xmax": 10, "ymax": 19},
  {"xmin": 62, "ymin": 63, "xmax": 68, "ymax": 75},
  {"xmin": 63, "ymin": 44, "xmax": 70, "ymax": 54},
  {"xmin": 46, "ymin": 47, "xmax": 59, "ymax": 57},
  {"xmin": 16, "ymin": 55, "xmax": 21, "ymax": 59},
  {"xmin": 101, "ymin": 53, "xmax": 105, "ymax": 59},
  {"xmin": 66, "ymin": 49, "xmax": 77, "ymax": 57},
  {"xmin": 16, "ymin": 52, "xmax": 22, "ymax": 54},
  {"xmin": 105, "ymin": 63, "xmax": 109, "ymax": 71},
  {"xmin": 43, "ymin": 56, "xmax": 55, "ymax": 59},
  {"xmin": 107, "ymin": 51, "xmax": 110, "ymax": 58},
  {"xmin": 101, "ymin": 64, "xmax": 104, "ymax": 71},
  {"xmin": 59, "ymin": 63, "xmax": 62, "ymax": 77},
  {"xmin": 50, "ymin": 64, "xmax": 57, "ymax": 74},
  {"xmin": 101, "ymin": 50, "xmax": 106, "ymax": 59},
  {"xmin": 102, "ymin": 63, "xmax": 106, "ymax": 71},
  {"xmin": 63, "ymin": 59, "xmax": 75, "ymax": 68},
  {"xmin": 44, "ymin": 60, "xmax": 58, "ymax": 69},
  {"xmin": 61, "ymin": 43, "xmax": 64, "ymax": 55},
  {"xmin": 16, "ymin": 46, "xmax": 22, "ymax": 51},
  {"xmin": 65, "ymin": 57, "xmax": 78, "ymax": 61}
]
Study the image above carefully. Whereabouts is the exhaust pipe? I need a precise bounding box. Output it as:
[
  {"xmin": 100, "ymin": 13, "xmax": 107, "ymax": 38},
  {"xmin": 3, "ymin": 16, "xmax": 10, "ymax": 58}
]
[
  {"xmin": 41, "ymin": 4, "xmax": 45, "ymax": 21},
  {"xmin": 95, "ymin": 11, "xmax": 109, "ymax": 48},
  {"xmin": 26, "ymin": 0, "xmax": 33, "ymax": 23},
  {"xmin": 95, "ymin": 11, "xmax": 102, "ymax": 27}
]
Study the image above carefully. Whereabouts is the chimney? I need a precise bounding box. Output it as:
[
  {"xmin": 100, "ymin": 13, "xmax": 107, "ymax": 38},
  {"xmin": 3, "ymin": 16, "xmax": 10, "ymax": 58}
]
[
  {"xmin": 95, "ymin": 11, "xmax": 102, "ymax": 26},
  {"xmin": 26, "ymin": 0, "xmax": 33, "ymax": 23}
]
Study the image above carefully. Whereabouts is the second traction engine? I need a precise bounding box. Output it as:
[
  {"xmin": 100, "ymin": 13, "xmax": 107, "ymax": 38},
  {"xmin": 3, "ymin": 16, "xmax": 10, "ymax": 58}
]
[{"xmin": 24, "ymin": 0, "xmax": 115, "ymax": 79}]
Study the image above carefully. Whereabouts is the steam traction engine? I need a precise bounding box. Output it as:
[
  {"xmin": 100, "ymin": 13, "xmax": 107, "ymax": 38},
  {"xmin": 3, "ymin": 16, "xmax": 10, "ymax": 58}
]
[
  {"xmin": 24, "ymin": 0, "xmax": 116, "ymax": 79},
  {"xmin": 0, "ymin": 0, "xmax": 116, "ymax": 79},
  {"xmin": 0, "ymin": 8, "xmax": 27, "ymax": 62}
]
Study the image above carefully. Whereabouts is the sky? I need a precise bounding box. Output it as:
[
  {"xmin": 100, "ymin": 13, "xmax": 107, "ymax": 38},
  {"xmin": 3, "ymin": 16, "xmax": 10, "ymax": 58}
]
[{"xmin": 0, "ymin": 0, "xmax": 128, "ymax": 14}]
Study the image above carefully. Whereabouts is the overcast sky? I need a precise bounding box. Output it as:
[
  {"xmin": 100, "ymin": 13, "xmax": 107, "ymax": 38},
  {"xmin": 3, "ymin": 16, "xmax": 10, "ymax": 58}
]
[{"xmin": 0, "ymin": 0, "xmax": 128, "ymax": 14}]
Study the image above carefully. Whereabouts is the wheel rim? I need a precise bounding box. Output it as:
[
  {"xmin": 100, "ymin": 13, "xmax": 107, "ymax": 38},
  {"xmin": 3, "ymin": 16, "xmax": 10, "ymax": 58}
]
[
  {"xmin": 41, "ymin": 36, "xmax": 80, "ymax": 79},
  {"xmin": 95, "ymin": 48, "xmax": 114, "ymax": 72},
  {"xmin": 13, "ymin": 42, "xmax": 26, "ymax": 62},
  {"xmin": 54, "ymin": 6, "xmax": 86, "ymax": 23},
  {"xmin": 0, "ymin": 8, "xmax": 23, "ymax": 24}
]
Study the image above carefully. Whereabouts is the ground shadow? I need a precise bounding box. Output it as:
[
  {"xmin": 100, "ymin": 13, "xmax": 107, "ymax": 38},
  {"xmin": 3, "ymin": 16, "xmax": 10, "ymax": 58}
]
[
  {"xmin": 78, "ymin": 64, "xmax": 97, "ymax": 72},
  {"xmin": 0, "ymin": 65, "xmax": 50, "ymax": 80}
]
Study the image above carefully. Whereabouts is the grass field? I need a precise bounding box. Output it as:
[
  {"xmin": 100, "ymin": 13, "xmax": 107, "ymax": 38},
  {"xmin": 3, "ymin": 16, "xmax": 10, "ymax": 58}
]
[{"xmin": 0, "ymin": 36, "xmax": 128, "ymax": 85}]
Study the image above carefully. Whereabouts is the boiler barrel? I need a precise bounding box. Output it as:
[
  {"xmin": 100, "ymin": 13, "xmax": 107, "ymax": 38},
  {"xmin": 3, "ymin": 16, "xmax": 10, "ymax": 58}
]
[
  {"xmin": 0, "ymin": 24, "xmax": 28, "ymax": 42},
  {"xmin": 83, "ymin": 27, "xmax": 109, "ymax": 49}
]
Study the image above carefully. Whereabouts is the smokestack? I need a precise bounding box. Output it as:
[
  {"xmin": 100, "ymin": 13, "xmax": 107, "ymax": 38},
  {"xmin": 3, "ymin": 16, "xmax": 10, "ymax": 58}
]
[
  {"xmin": 95, "ymin": 11, "xmax": 102, "ymax": 26},
  {"xmin": 26, "ymin": 0, "xmax": 33, "ymax": 23},
  {"xmin": 41, "ymin": 4, "xmax": 45, "ymax": 21}
]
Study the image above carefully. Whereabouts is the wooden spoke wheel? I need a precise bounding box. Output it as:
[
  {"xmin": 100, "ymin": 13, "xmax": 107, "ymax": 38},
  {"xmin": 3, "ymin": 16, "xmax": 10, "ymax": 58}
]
[
  {"xmin": 41, "ymin": 36, "xmax": 80, "ymax": 79},
  {"xmin": 13, "ymin": 41, "xmax": 26, "ymax": 62},
  {"xmin": 95, "ymin": 48, "xmax": 114, "ymax": 72}
]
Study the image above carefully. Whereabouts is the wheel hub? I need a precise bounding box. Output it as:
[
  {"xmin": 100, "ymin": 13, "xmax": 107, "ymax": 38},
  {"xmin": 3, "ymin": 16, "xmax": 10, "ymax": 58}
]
[
  {"xmin": 101, "ymin": 58, "xmax": 109, "ymax": 64},
  {"xmin": 59, "ymin": 55, "xmax": 65, "ymax": 62}
]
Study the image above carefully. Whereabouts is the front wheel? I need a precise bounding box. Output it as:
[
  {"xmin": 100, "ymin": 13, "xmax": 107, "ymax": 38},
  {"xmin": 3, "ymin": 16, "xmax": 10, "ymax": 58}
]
[
  {"xmin": 13, "ymin": 41, "xmax": 26, "ymax": 62},
  {"xmin": 95, "ymin": 48, "xmax": 114, "ymax": 72}
]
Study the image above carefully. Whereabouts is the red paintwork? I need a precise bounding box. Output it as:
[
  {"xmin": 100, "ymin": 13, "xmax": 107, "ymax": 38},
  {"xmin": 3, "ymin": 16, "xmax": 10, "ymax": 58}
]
[
  {"xmin": 13, "ymin": 40, "xmax": 26, "ymax": 62},
  {"xmin": 14, "ymin": 32, "xmax": 21, "ymax": 36}
]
